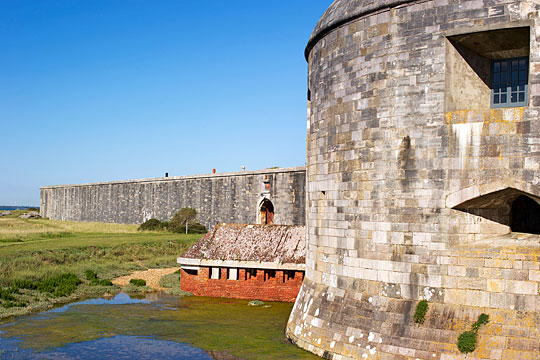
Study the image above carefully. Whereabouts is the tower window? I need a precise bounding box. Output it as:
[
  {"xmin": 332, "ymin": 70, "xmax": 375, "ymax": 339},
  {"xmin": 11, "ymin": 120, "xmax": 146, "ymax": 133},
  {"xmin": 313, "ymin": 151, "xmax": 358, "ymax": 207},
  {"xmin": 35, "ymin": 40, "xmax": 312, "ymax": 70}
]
[
  {"xmin": 492, "ymin": 57, "xmax": 528, "ymax": 108},
  {"xmin": 446, "ymin": 26, "xmax": 530, "ymax": 111}
]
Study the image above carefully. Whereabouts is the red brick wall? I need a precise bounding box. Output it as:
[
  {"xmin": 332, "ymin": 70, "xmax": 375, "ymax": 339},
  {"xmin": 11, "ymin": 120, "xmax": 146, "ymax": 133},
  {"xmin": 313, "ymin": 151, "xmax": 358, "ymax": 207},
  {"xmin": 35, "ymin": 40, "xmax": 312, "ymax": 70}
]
[{"xmin": 180, "ymin": 267, "xmax": 304, "ymax": 302}]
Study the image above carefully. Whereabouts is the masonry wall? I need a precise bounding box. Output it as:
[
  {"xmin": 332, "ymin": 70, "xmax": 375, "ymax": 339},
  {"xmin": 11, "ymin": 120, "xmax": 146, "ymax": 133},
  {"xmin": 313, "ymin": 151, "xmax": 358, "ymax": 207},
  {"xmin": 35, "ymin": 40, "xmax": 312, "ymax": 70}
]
[
  {"xmin": 287, "ymin": 1, "xmax": 540, "ymax": 359},
  {"xmin": 40, "ymin": 167, "xmax": 305, "ymax": 229},
  {"xmin": 180, "ymin": 267, "xmax": 304, "ymax": 302}
]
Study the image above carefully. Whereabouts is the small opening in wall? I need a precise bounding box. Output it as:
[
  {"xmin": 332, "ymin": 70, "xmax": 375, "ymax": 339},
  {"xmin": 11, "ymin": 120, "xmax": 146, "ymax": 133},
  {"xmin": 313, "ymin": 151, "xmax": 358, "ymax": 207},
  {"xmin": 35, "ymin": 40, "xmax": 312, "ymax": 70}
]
[
  {"xmin": 452, "ymin": 187, "xmax": 540, "ymax": 236},
  {"xmin": 511, "ymin": 195, "xmax": 540, "ymax": 234},
  {"xmin": 184, "ymin": 269, "xmax": 198, "ymax": 276},
  {"xmin": 245, "ymin": 268, "xmax": 257, "ymax": 280},
  {"xmin": 284, "ymin": 270, "xmax": 296, "ymax": 282},
  {"xmin": 264, "ymin": 270, "xmax": 276, "ymax": 281}
]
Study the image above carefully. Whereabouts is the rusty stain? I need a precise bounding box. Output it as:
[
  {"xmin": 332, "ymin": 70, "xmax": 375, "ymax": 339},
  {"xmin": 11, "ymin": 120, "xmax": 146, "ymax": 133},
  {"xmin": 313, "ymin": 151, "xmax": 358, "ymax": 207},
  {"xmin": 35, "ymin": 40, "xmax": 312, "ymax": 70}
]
[{"xmin": 181, "ymin": 223, "xmax": 306, "ymax": 264}]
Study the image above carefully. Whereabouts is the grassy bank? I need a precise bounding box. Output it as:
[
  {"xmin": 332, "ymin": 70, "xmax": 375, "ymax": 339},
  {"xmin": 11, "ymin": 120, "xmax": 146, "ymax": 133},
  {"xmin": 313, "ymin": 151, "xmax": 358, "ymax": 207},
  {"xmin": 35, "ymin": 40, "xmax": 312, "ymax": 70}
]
[{"xmin": 0, "ymin": 217, "xmax": 202, "ymax": 321}]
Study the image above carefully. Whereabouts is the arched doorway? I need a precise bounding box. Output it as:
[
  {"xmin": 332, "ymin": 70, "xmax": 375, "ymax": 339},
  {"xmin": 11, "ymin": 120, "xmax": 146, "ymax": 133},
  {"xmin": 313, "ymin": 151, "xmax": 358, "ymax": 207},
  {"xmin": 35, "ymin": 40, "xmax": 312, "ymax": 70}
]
[
  {"xmin": 258, "ymin": 199, "xmax": 274, "ymax": 225},
  {"xmin": 511, "ymin": 195, "xmax": 540, "ymax": 234}
]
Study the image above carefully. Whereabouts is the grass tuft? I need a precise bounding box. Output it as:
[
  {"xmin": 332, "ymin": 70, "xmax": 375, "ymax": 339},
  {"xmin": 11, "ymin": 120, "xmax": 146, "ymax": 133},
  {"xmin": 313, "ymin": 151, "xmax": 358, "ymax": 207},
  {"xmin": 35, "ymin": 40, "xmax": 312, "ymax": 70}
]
[{"xmin": 413, "ymin": 300, "xmax": 429, "ymax": 324}]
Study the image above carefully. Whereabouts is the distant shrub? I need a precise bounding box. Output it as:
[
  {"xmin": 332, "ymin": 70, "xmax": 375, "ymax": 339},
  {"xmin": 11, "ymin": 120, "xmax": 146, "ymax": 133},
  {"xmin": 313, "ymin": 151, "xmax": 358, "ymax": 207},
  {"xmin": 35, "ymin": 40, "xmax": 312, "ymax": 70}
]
[
  {"xmin": 413, "ymin": 300, "xmax": 429, "ymax": 324},
  {"xmin": 39, "ymin": 273, "xmax": 82, "ymax": 297},
  {"xmin": 27, "ymin": 207, "xmax": 39, "ymax": 212},
  {"xmin": 85, "ymin": 269, "xmax": 113, "ymax": 286},
  {"xmin": 10, "ymin": 273, "xmax": 82, "ymax": 298},
  {"xmin": 2, "ymin": 300, "xmax": 27, "ymax": 308},
  {"xmin": 130, "ymin": 279, "xmax": 146, "ymax": 287},
  {"xmin": 90, "ymin": 279, "xmax": 113, "ymax": 286},
  {"xmin": 0, "ymin": 288, "xmax": 18, "ymax": 302},
  {"xmin": 85, "ymin": 270, "xmax": 98, "ymax": 280},
  {"xmin": 138, "ymin": 218, "xmax": 167, "ymax": 231},
  {"xmin": 167, "ymin": 208, "xmax": 206, "ymax": 234}
]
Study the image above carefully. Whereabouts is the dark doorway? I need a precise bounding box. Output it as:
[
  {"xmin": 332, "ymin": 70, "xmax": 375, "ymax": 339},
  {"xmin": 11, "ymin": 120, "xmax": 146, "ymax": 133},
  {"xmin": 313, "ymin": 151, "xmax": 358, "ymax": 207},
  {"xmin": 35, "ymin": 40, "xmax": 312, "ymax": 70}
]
[
  {"xmin": 259, "ymin": 199, "xmax": 274, "ymax": 225},
  {"xmin": 511, "ymin": 195, "xmax": 540, "ymax": 234}
]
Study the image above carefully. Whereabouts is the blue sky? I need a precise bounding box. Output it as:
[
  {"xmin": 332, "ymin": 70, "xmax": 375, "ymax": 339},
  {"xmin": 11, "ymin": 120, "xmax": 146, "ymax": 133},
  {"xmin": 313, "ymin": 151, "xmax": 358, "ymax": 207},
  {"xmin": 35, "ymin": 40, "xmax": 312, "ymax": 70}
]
[{"xmin": 0, "ymin": 1, "xmax": 332, "ymax": 205}]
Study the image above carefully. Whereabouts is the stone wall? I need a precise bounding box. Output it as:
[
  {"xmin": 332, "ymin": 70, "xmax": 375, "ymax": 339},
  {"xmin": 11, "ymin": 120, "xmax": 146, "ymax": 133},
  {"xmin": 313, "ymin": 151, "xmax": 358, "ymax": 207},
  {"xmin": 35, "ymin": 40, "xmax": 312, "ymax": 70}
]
[
  {"xmin": 40, "ymin": 167, "xmax": 305, "ymax": 229},
  {"xmin": 180, "ymin": 267, "xmax": 304, "ymax": 302},
  {"xmin": 287, "ymin": 1, "xmax": 540, "ymax": 359}
]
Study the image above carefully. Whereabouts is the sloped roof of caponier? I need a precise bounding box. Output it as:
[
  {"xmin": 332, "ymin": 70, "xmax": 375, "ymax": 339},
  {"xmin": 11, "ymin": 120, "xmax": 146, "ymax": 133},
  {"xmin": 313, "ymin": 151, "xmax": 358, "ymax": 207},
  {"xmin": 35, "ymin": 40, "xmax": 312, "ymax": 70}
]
[{"xmin": 306, "ymin": 0, "xmax": 415, "ymax": 59}]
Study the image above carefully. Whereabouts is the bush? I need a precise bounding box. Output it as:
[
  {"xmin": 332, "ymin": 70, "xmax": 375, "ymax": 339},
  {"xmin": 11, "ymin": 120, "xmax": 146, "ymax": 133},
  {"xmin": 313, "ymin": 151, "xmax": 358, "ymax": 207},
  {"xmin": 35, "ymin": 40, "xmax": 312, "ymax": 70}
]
[
  {"xmin": 2, "ymin": 300, "xmax": 27, "ymax": 308},
  {"xmin": 12, "ymin": 273, "xmax": 82, "ymax": 298},
  {"xmin": 85, "ymin": 270, "xmax": 98, "ymax": 280},
  {"xmin": 457, "ymin": 331, "xmax": 477, "ymax": 353},
  {"xmin": 167, "ymin": 208, "xmax": 206, "ymax": 234},
  {"xmin": 457, "ymin": 313, "xmax": 489, "ymax": 353},
  {"xmin": 186, "ymin": 222, "xmax": 207, "ymax": 234},
  {"xmin": 138, "ymin": 218, "xmax": 167, "ymax": 231},
  {"xmin": 38, "ymin": 273, "xmax": 82, "ymax": 297},
  {"xmin": 90, "ymin": 279, "xmax": 113, "ymax": 286},
  {"xmin": 413, "ymin": 300, "xmax": 429, "ymax": 324},
  {"xmin": 85, "ymin": 269, "xmax": 113, "ymax": 286},
  {"xmin": 129, "ymin": 279, "xmax": 146, "ymax": 287}
]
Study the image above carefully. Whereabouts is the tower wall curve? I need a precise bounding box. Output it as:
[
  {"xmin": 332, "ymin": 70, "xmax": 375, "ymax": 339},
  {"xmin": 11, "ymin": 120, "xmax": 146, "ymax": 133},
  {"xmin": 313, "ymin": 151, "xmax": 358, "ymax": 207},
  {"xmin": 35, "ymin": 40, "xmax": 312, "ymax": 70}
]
[{"xmin": 287, "ymin": 1, "xmax": 540, "ymax": 359}]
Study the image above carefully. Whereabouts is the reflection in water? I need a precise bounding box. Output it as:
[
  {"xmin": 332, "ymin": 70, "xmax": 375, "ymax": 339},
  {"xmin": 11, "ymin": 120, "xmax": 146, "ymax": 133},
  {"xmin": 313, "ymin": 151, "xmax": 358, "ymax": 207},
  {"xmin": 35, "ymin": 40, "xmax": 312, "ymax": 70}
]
[
  {"xmin": 47, "ymin": 292, "xmax": 151, "ymax": 313},
  {"xmin": 0, "ymin": 292, "xmax": 318, "ymax": 360},
  {"xmin": 0, "ymin": 335, "xmax": 212, "ymax": 360}
]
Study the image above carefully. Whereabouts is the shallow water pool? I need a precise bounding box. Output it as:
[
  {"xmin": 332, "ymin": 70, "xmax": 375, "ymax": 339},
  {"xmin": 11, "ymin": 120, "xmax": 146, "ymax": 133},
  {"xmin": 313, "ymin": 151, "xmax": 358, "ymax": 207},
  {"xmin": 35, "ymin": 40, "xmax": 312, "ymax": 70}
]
[{"xmin": 0, "ymin": 293, "xmax": 319, "ymax": 360}]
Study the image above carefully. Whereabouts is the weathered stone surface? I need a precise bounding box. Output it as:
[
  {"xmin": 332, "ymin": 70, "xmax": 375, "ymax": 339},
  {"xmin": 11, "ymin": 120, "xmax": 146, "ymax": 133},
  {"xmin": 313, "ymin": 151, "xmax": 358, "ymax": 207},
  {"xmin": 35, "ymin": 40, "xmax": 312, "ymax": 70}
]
[
  {"xmin": 287, "ymin": 1, "xmax": 540, "ymax": 359},
  {"xmin": 40, "ymin": 167, "xmax": 305, "ymax": 229}
]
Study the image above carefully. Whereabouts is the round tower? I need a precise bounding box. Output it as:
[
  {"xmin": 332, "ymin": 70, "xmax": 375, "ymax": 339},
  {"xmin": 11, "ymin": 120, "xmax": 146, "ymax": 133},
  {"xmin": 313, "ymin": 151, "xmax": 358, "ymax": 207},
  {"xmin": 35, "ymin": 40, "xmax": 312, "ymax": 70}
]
[{"xmin": 287, "ymin": 1, "xmax": 540, "ymax": 359}]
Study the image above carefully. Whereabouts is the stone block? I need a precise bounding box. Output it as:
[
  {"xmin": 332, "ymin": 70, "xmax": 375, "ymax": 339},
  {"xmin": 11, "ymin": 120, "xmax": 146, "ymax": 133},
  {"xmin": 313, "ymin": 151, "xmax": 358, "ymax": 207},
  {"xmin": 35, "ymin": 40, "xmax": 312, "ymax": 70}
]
[{"xmin": 506, "ymin": 280, "xmax": 538, "ymax": 295}]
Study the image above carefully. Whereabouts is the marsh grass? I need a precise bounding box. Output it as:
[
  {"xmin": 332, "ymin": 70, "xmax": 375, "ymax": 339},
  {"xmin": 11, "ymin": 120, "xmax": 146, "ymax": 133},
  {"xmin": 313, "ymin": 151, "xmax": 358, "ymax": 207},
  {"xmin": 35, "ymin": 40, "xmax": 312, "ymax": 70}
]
[
  {"xmin": 159, "ymin": 272, "xmax": 192, "ymax": 296},
  {"xmin": 0, "ymin": 218, "xmax": 201, "ymax": 320}
]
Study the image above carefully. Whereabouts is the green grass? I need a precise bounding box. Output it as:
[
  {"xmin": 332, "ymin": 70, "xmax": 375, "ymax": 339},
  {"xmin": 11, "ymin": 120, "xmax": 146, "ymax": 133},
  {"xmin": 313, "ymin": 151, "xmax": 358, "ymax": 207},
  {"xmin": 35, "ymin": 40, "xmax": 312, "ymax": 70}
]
[
  {"xmin": 0, "ymin": 218, "xmax": 202, "ymax": 320},
  {"xmin": 159, "ymin": 272, "xmax": 192, "ymax": 296}
]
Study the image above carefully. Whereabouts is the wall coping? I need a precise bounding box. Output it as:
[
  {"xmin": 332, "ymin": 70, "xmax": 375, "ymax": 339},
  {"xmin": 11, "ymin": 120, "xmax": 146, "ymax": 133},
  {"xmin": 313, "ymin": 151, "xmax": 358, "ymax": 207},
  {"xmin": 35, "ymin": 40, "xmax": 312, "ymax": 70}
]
[
  {"xmin": 41, "ymin": 166, "xmax": 305, "ymax": 190},
  {"xmin": 177, "ymin": 257, "xmax": 306, "ymax": 271}
]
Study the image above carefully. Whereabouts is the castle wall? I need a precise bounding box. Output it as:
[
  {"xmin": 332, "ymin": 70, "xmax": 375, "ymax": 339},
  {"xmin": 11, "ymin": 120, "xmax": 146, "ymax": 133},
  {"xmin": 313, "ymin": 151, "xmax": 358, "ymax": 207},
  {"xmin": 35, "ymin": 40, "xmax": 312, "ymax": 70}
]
[
  {"xmin": 287, "ymin": 1, "xmax": 540, "ymax": 359},
  {"xmin": 40, "ymin": 167, "xmax": 305, "ymax": 228}
]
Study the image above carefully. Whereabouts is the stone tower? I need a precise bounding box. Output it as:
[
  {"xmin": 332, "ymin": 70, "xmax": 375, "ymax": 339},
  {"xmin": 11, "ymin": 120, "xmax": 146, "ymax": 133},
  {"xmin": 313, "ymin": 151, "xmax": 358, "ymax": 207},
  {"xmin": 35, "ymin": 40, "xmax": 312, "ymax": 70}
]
[{"xmin": 287, "ymin": 1, "xmax": 540, "ymax": 359}]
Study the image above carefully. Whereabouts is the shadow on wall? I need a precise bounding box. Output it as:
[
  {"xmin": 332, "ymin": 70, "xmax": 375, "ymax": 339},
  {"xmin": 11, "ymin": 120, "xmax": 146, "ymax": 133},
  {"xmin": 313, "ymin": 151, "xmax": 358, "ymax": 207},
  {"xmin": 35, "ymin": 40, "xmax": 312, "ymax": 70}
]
[{"xmin": 453, "ymin": 187, "xmax": 540, "ymax": 235}]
